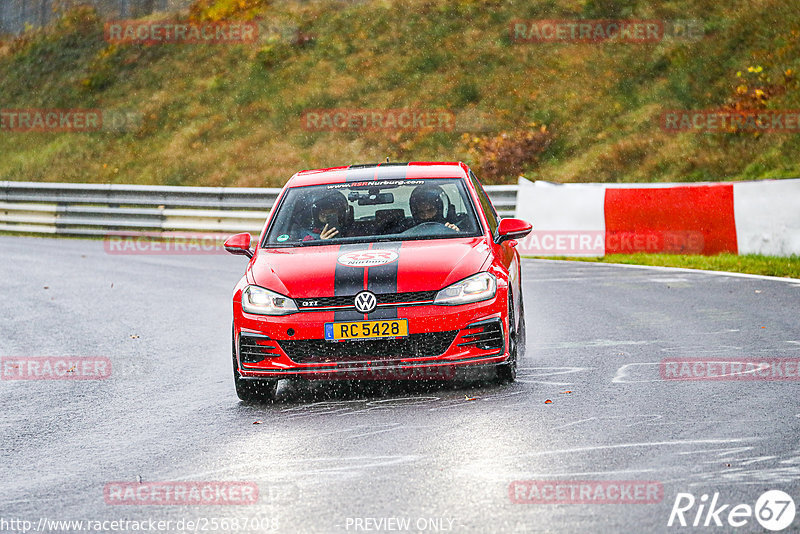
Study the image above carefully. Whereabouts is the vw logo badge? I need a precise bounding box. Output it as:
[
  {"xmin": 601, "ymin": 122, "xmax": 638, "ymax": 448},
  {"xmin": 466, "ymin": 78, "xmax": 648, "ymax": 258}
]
[{"xmin": 354, "ymin": 291, "xmax": 377, "ymax": 313}]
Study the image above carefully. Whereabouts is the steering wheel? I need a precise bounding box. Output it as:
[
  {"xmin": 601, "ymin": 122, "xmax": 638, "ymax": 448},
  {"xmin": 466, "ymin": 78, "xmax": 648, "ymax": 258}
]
[
  {"xmin": 449, "ymin": 213, "xmax": 468, "ymax": 228},
  {"xmin": 399, "ymin": 221, "xmax": 458, "ymax": 237}
]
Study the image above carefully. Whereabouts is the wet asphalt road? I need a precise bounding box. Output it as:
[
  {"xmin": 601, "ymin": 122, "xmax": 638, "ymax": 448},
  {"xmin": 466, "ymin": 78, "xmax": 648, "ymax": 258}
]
[{"xmin": 1, "ymin": 235, "xmax": 800, "ymax": 534}]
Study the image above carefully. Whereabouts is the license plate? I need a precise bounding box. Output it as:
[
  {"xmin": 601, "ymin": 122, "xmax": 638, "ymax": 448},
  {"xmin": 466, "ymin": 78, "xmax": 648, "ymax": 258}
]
[{"xmin": 324, "ymin": 319, "xmax": 408, "ymax": 341}]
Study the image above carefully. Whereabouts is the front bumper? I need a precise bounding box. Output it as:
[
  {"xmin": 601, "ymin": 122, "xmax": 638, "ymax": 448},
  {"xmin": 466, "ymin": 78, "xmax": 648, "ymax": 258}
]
[{"xmin": 234, "ymin": 298, "xmax": 508, "ymax": 379}]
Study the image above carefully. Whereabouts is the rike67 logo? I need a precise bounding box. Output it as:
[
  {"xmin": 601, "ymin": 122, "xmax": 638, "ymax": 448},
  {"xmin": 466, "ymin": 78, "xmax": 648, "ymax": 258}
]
[{"xmin": 668, "ymin": 490, "xmax": 796, "ymax": 531}]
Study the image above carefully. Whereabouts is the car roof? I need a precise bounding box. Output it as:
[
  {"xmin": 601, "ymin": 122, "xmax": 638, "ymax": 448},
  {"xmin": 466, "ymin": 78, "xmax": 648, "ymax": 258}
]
[{"xmin": 287, "ymin": 161, "xmax": 471, "ymax": 187}]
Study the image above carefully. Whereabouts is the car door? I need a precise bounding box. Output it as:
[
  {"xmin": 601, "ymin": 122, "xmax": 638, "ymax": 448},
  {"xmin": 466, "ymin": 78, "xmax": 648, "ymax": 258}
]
[{"xmin": 469, "ymin": 171, "xmax": 520, "ymax": 303}]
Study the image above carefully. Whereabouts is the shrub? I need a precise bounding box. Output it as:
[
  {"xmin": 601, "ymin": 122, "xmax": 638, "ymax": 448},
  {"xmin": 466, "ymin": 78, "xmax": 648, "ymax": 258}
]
[
  {"xmin": 189, "ymin": 0, "xmax": 271, "ymax": 22},
  {"xmin": 462, "ymin": 125, "xmax": 553, "ymax": 182}
]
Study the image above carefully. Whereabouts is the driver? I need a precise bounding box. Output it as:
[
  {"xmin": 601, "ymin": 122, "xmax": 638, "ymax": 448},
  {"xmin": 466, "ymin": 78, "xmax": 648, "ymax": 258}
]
[
  {"xmin": 303, "ymin": 191, "xmax": 349, "ymax": 241},
  {"xmin": 409, "ymin": 184, "xmax": 459, "ymax": 231}
]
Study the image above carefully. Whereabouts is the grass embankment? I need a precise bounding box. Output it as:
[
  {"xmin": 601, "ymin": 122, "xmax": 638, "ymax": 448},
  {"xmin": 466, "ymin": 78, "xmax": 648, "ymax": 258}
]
[
  {"xmin": 529, "ymin": 253, "xmax": 800, "ymax": 279},
  {"xmin": 0, "ymin": 0, "xmax": 799, "ymax": 186}
]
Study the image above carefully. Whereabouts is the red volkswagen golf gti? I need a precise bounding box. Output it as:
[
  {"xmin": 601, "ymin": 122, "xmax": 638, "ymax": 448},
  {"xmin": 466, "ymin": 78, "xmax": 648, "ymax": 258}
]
[{"xmin": 224, "ymin": 162, "xmax": 532, "ymax": 401}]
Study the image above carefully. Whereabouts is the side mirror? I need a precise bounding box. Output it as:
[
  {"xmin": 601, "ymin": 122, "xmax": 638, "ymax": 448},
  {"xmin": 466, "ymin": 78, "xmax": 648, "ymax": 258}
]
[
  {"xmin": 224, "ymin": 233, "xmax": 253, "ymax": 258},
  {"xmin": 496, "ymin": 218, "xmax": 532, "ymax": 243}
]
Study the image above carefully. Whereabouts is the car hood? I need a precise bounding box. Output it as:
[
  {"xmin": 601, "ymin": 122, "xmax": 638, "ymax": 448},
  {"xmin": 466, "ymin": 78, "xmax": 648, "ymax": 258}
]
[{"xmin": 247, "ymin": 237, "xmax": 492, "ymax": 298}]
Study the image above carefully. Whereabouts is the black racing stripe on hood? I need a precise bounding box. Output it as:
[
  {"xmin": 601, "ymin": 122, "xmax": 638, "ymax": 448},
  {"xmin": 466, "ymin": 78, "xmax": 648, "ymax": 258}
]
[
  {"xmin": 334, "ymin": 244, "xmax": 367, "ymax": 321},
  {"xmin": 366, "ymin": 242, "xmax": 402, "ymax": 320}
]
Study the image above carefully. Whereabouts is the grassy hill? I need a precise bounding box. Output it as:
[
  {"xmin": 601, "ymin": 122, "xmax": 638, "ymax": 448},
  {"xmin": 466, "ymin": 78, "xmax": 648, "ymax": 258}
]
[{"xmin": 0, "ymin": 0, "xmax": 799, "ymax": 187}]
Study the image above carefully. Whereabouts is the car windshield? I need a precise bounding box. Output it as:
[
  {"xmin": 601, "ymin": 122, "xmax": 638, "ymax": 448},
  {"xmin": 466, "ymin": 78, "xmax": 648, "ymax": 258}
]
[{"xmin": 263, "ymin": 178, "xmax": 482, "ymax": 247}]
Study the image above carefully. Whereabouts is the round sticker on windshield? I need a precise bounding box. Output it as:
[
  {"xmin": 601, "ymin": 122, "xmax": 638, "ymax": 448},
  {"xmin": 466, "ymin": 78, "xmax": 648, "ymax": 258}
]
[
  {"xmin": 277, "ymin": 234, "xmax": 289, "ymax": 242},
  {"xmin": 337, "ymin": 250, "xmax": 399, "ymax": 267}
]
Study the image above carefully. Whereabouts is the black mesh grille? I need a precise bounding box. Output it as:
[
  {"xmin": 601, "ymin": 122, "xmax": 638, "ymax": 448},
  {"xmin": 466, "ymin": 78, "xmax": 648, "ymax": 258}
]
[
  {"xmin": 458, "ymin": 320, "xmax": 504, "ymax": 350},
  {"xmin": 240, "ymin": 334, "xmax": 278, "ymax": 364},
  {"xmin": 278, "ymin": 331, "xmax": 458, "ymax": 363},
  {"xmin": 297, "ymin": 291, "xmax": 437, "ymax": 309}
]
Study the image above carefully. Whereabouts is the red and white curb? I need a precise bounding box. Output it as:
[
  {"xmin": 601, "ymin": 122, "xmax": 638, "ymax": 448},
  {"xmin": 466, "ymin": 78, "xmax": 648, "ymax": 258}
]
[{"xmin": 514, "ymin": 178, "xmax": 800, "ymax": 257}]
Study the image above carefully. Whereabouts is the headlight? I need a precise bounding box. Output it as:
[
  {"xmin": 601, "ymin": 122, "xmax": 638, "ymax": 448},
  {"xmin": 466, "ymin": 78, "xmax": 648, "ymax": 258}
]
[
  {"xmin": 434, "ymin": 272, "xmax": 496, "ymax": 306},
  {"xmin": 241, "ymin": 285, "xmax": 298, "ymax": 315}
]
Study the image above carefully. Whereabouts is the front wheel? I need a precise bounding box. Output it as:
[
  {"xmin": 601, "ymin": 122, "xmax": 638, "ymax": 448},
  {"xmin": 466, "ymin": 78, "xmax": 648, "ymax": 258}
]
[
  {"xmin": 232, "ymin": 325, "xmax": 278, "ymax": 402},
  {"xmin": 495, "ymin": 290, "xmax": 518, "ymax": 384}
]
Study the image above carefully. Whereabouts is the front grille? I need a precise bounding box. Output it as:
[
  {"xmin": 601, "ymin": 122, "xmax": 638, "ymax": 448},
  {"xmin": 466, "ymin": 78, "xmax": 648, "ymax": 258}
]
[
  {"xmin": 239, "ymin": 334, "xmax": 279, "ymax": 365},
  {"xmin": 278, "ymin": 331, "xmax": 458, "ymax": 363},
  {"xmin": 457, "ymin": 319, "xmax": 504, "ymax": 350},
  {"xmin": 296, "ymin": 291, "xmax": 437, "ymax": 310}
]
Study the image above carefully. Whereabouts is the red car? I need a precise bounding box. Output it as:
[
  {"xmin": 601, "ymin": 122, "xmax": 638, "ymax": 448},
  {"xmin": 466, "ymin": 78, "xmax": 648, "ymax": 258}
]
[{"xmin": 224, "ymin": 162, "xmax": 532, "ymax": 401}]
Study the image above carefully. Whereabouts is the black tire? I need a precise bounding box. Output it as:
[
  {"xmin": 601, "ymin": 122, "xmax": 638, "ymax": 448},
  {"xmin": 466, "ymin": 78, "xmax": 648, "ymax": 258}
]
[
  {"xmin": 517, "ymin": 286, "xmax": 526, "ymax": 359},
  {"xmin": 232, "ymin": 325, "xmax": 278, "ymax": 403},
  {"xmin": 496, "ymin": 289, "xmax": 518, "ymax": 384}
]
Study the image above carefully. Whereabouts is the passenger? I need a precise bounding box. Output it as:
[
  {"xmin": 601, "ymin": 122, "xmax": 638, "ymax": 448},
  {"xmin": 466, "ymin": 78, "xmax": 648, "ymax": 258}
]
[
  {"xmin": 409, "ymin": 184, "xmax": 459, "ymax": 231},
  {"xmin": 303, "ymin": 191, "xmax": 349, "ymax": 241}
]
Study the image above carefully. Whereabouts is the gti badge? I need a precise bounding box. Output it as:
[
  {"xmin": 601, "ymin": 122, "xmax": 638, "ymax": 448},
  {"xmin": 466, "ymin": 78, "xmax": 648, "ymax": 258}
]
[{"xmin": 354, "ymin": 291, "xmax": 378, "ymax": 313}]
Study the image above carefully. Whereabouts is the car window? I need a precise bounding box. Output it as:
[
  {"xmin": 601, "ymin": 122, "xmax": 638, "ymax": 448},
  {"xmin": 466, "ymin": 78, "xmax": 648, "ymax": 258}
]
[
  {"xmin": 469, "ymin": 170, "xmax": 499, "ymax": 235},
  {"xmin": 262, "ymin": 178, "xmax": 482, "ymax": 246}
]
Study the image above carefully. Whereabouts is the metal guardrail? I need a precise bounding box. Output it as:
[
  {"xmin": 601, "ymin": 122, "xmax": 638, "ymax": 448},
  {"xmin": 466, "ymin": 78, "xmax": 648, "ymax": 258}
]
[{"xmin": 0, "ymin": 181, "xmax": 518, "ymax": 237}]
